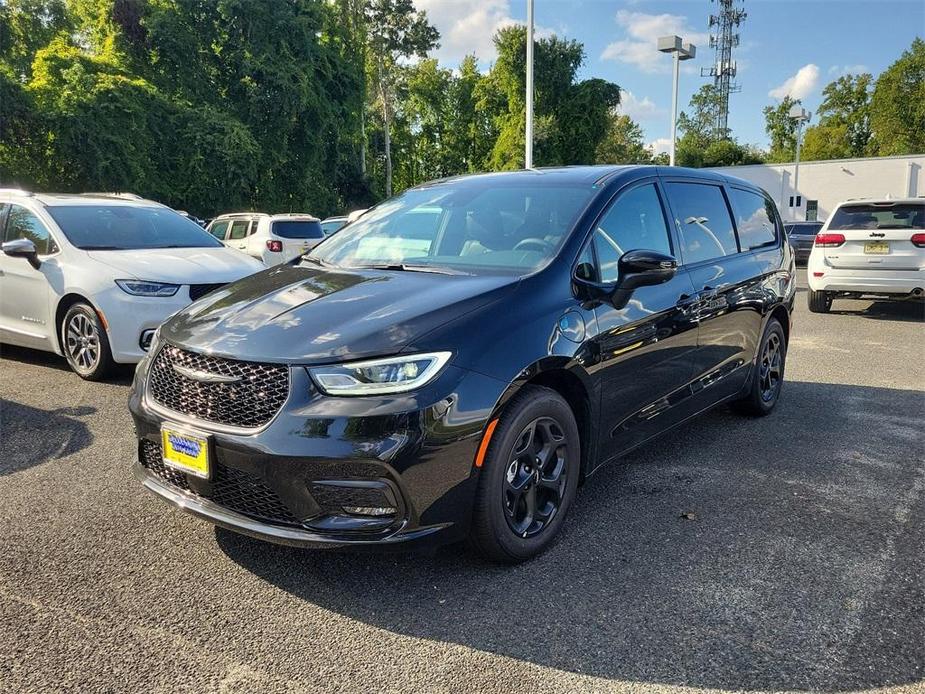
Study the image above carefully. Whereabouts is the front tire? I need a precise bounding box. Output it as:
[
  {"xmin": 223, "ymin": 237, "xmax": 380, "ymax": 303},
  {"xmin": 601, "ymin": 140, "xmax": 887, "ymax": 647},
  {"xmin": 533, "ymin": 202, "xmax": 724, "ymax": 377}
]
[
  {"xmin": 469, "ymin": 385, "xmax": 580, "ymax": 563},
  {"xmin": 807, "ymin": 288, "xmax": 832, "ymax": 313},
  {"xmin": 62, "ymin": 302, "xmax": 114, "ymax": 381},
  {"xmin": 731, "ymin": 318, "xmax": 786, "ymax": 417}
]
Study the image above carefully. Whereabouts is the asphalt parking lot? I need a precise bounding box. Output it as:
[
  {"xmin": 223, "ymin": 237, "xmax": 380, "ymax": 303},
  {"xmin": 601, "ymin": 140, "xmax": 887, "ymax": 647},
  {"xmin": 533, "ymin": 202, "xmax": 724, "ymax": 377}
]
[{"xmin": 1, "ymin": 270, "xmax": 923, "ymax": 694}]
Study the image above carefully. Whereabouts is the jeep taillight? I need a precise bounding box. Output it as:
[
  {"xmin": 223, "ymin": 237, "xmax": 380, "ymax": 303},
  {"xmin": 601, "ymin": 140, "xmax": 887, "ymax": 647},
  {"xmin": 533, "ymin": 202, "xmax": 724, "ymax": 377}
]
[
  {"xmin": 266, "ymin": 239, "xmax": 283, "ymax": 252},
  {"xmin": 911, "ymin": 233, "xmax": 925, "ymax": 248},
  {"xmin": 814, "ymin": 233, "xmax": 845, "ymax": 247}
]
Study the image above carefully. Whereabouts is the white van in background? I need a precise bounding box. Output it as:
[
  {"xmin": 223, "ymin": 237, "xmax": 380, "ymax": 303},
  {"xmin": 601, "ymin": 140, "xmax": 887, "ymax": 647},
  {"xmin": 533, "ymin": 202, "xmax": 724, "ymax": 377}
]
[
  {"xmin": 208, "ymin": 213, "xmax": 324, "ymax": 266},
  {"xmin": 0, "ymin": 190, "xmax": 262, "ymax": 380}
]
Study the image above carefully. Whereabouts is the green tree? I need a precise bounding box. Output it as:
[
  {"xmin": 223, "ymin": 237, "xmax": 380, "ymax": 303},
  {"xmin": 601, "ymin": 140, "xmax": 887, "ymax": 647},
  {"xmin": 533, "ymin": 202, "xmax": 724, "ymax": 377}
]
[
  {"xmin": 870, "ymin": 37, "xmax": 925, "ymax": 155},
  {"xmin": 675, "ymin": 84, "xmax": 752, "ymax": 167},
  {"xmin": 801, "ymin": 73, "xmax": 873, "ymax": 160},
  {"xmin": 763, "ymin": 96, "xmax": 800, "ymax": 163},
  {"xmin": 0, "ymin": 0, "xmax": 70, "ymax": 79},
  {"xmin": 363, "ymin": 0, "xmax": 438, "ymax": 196},
  {"xmin": 595, "ymin": 113, "xmax": 653, "ymax": 164},
  {"xmin": 483, "ymin": 26, "xmax": 619, "ymax": 170}
]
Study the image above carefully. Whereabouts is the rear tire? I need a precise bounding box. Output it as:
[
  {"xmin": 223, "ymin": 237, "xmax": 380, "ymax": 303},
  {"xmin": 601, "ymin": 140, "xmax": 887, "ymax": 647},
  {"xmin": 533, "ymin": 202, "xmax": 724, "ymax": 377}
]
[
  {"xmin": 731, "ymin": 318, "xmax": 786, "ymax": 417},
  {"xmin": 62, "ymin": 302, "xmax": 115, "ymax": 381},
  {"xmin": 807, "ymin": 289, "xmax": 832, "ymax": 313},
  {"xmin": 469, "ymin": 385, "xmax": 580, "ymax": 564}
]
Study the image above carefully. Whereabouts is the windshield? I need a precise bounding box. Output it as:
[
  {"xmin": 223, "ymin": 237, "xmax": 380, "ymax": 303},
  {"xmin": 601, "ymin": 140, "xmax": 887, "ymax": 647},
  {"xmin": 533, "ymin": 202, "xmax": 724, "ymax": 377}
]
[
  {"xmin": 785, "ymin": 223, "xmax": 822, "ymax": 236},
  {"xmin": 309, "ymin": 180, "xmax": 596, "ymax": 273},
  {"xmin": 272, "ymin": 220, "xmax": 324, "ymax": 239},
  {"xmin": 47, "ymin": 205, "xmax": 222, "ymax": 250},
  {"xmin": 320, "ymin": 219, "xmax": 347, "ymax": 235},
  {"xmin": 829, "ymin": 203, "xmax": 925, "ymax": 230}
]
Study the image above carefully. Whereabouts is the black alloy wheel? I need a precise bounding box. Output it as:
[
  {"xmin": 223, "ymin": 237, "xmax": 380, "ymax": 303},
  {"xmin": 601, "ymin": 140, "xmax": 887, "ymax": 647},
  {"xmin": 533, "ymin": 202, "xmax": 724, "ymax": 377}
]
[
  {"xmin": 503, "ymin": 417, "xmax": 568, "ymax": 538},
  {"xmin": 758, "ymin": 331, "xmax": 783, "ymax": 403},
  {"xmin": 469, "ymin": 385, "xmax": 580, "ymax": 563},
  {"xmin": 731, "ymin": 317, "xmax": 786, "ymax": 417}
]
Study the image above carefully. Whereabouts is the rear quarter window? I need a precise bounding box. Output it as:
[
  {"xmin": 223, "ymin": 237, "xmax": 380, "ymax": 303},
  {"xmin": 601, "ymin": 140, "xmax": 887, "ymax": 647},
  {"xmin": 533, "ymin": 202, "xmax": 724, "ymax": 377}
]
[{"xmin": 730, "ymin": 188, "xmax": 778, "ymax": 250}]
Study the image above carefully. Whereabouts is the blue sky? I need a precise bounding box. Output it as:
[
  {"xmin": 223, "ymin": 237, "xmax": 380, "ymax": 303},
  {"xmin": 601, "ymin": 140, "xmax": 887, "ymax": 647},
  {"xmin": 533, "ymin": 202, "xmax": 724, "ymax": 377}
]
[{"xmin": 414, "ymin": 0, "xmax": 925, "ymax": 153}]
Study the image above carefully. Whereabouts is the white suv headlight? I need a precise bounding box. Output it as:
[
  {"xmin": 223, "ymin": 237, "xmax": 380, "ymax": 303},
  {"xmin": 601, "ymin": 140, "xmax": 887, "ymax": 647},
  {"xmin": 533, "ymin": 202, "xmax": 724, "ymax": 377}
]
[
  {"xmin": 116, "ymin": 279, "xmax": 180, "ymax": 297},
  {"xmin": 308, "ymin": 352, "xmax": 452, "ymax": 396}
]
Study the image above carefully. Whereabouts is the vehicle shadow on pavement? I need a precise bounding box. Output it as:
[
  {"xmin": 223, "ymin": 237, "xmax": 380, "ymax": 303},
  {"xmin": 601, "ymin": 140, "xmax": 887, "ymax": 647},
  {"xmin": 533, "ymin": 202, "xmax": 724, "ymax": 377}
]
[
  {"xmin": 0, "ymin": 344, "xmax": 135, "ymax": 384},
  {"xmin": 830, "ymin": 299, "xmax": 925, "ymax": 323},
  {"xmin": 0, "ymin": 400, "xmax": 95, "ymax": 475},
  {"xmin": 217, "ymin": 380, "xmax": 925, "ymax": 691}
]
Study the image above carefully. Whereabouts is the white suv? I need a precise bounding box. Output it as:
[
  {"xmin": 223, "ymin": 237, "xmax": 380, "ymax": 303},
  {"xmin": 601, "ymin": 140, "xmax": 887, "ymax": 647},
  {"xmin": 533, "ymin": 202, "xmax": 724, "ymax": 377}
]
[
  {"xmin": 807, "ymin": 198, "xmax": 925, "ymax": 312},
  {"xmin": 0, "ymin": 190, "xmax": 262, "ymax": 379},
  {"xmin": 207, "ymin": 213, "xmax": 324, "ymax": 266}
]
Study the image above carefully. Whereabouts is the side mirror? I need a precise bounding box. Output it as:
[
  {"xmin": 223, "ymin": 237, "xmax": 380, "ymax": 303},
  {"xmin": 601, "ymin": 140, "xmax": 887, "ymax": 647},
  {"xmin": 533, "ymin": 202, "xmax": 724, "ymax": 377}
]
[
  {"xmin": 2, "ymin": 238, "xmax": 41, "ymax": 269},
  {"xmin": 573, "ymin": 248, "xmax": 678, "ymax": 307},
  {"xmin": 611, "ymin": 249, "xmax": 677, "ymax": 308}
]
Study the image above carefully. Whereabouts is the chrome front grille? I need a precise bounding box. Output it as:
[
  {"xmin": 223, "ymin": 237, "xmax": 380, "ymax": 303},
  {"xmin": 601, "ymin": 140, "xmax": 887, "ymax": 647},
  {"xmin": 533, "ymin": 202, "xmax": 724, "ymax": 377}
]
[{"xmin": 148, "ymin": 344, "xmax": 289, "ymax": 428}]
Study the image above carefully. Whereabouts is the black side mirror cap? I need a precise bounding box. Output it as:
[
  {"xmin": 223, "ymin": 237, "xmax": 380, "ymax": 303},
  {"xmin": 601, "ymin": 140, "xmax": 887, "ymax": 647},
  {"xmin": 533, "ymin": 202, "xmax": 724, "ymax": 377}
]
[
  {"xmin": 2, "ymin": 238, "xmax": 41, "ymax": 269},
  {"xmin": 572, "ymin": 249, "xmax": 678, "ymax": 307},
  {"xmin": 611, "ymin": 249, "xmax": 677, "ymax": 308}
]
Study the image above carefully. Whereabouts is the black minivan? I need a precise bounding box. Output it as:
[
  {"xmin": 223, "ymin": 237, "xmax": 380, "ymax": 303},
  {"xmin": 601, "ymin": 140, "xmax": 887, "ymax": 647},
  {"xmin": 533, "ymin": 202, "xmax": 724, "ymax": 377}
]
[{"xmin": 130, "ymin": 166, "xmax": 795, "ymax": 562}]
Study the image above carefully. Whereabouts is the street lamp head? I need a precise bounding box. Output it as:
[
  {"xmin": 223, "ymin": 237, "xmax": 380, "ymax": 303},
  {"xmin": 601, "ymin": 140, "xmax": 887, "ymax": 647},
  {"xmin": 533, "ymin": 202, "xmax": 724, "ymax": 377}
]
[
  {"xmin": 657, "ymin": 35, "xmax": 682, "ymax": 53},
  {"xmin": 788, "ymin": 105, "xmax": 812, "ymax": 122},
  {"xmin": 679, "ymin": 43, "xmax": 696, "ymax": 60}
]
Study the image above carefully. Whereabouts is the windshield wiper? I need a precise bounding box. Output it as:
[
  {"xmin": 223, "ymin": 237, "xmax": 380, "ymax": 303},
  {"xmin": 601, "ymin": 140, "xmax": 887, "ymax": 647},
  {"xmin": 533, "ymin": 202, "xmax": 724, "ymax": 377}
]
[
  {"xmin": 354, "ymin": 263, "xmax": 467, "ymax": 275},
  {"xmin": 80, "ymin": 245, "xmax": 125, "ymax": 250}
]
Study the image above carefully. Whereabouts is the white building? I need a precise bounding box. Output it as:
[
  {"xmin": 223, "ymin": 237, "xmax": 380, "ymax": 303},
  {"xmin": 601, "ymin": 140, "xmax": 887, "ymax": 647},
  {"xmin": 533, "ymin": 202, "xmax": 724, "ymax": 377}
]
[{"xmin": 708, "ymin": 153, "xmax": 924, "ymax": 223}]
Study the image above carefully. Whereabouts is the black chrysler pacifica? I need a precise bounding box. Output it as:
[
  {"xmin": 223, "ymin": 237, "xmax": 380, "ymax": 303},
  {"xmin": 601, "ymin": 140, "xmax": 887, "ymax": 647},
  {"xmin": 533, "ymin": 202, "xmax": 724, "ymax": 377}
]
[{"xmin": 130, "ymin": 166, "xmax": 795, "ymax": 562}]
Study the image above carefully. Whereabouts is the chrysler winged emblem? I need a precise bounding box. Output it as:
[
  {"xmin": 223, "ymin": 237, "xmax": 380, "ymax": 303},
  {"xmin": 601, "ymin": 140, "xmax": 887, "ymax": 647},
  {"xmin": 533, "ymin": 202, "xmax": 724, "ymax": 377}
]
[{"xmin": 172, "ymin": 363, "xmax": 241, "ymax": 384}]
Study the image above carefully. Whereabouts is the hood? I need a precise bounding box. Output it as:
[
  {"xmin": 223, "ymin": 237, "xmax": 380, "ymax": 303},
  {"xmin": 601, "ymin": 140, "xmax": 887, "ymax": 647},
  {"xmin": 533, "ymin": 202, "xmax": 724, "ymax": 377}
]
[
  {"xmin": 160, "ymin": 262, "xmax": 519, "ymax": 364},
  {"xmin": 87, "ymin": 247, "xmax": 263, "ymax": 283}
]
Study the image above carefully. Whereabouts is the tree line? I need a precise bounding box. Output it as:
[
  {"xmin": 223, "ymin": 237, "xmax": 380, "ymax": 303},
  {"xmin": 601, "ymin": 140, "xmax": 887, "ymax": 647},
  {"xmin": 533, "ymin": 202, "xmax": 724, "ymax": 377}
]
[
  {"xmin": 0, "ymin": 0, "xmax": 645, "ymax": 217},
  {"xmin": 1, "ymin": 2, "xmax": 922, "ymax": 217},
  {"xmin": 677, "ymin": 37, "xmax": 925, "ymax": 168}
]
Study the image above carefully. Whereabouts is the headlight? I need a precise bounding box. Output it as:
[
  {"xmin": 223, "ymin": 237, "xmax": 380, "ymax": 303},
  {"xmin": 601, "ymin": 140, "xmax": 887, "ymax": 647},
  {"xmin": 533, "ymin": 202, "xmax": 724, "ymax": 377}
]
[
  {"xmin": 116, "ymin": 279, "xmax": 180, "ymax": 297},
  {"xmin": 309, "ymin": 352, "xmax": 452, "ymax": 396}
]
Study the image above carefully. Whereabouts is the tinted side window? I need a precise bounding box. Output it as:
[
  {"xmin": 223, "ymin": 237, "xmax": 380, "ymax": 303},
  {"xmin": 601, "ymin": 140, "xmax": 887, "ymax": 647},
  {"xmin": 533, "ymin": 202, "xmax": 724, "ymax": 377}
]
[
  {"xmin": 228, "ymin": 220, "xmax": 249, "ymax": 240},
  {"xmin": 593, "ymin": 183, "xmax": 672, "ymax": 283},
  {"xmin": 209, "ymin": 220, "xmax": 229, "ymax": 240},
  {"xmin": 731, "ymin": 188, "xmax": 777, "ymax": 250},
  {"xmin": 6, "ymin": 205, "xmax": 55, "ymax": 254},
  {"xmin": 665, "ymin": 182, "xmax": 738, "ymax": 264}
]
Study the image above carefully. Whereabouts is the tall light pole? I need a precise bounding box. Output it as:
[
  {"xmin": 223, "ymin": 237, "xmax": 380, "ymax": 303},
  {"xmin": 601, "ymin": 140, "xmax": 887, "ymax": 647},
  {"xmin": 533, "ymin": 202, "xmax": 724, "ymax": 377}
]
[
  {"xmin": 525, "ymin": 0, "xmax": 535, "ymax": 169},
  {"xmin": 789, "ymin": 104, "xmax": 811, "ymax": 220},
  {"xmin": 657, "ymin": 36, "xmax": 696, "ymax": 166}
]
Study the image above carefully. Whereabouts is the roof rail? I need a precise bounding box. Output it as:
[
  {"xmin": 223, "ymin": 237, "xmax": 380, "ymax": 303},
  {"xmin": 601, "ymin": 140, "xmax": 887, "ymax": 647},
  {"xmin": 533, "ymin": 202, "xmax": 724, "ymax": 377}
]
[
  {"xmin": 0, "ymin": 187, "xmax": 33, "ymax": 196},
  {"xmin": 81, "ymin": 192, "xmax": 145, "ymax": 200}
]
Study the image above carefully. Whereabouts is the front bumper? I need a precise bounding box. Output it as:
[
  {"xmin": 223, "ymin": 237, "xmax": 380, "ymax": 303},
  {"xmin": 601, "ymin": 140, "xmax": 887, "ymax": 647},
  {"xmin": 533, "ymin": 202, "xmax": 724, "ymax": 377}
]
[
  {"xmin": 134, "ymin": 462, "xmax": 446, "ymax": 549},
  {"xmin": 94, "ymin": 285, "xmax": 190, "ymax": 363},
  {"xmin": 129, "ymin": 354, "xmax": 506, "ymax": 551}
]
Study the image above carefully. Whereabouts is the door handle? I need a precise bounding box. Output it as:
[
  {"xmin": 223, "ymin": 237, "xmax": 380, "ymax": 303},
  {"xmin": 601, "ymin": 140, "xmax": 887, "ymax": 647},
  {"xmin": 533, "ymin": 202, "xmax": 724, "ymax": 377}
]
[{"xmin": 699, "ymin": 286, "xmax": 718, "ymax": 299}]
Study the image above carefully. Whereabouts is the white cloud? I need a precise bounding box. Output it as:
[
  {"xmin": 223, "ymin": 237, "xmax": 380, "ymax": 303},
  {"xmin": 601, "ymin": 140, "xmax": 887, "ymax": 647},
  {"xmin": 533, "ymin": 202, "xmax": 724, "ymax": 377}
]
[
  {"xmin": 828, "ymin": 64, "xmax": 870, "ymax": 76},
  {"xmin": 768, "ymin": 64, "xmax": 820, "ymax": 100},
  {"xmin": 415, "ymin": 0, "xmax": 555, "ymax": 65},
  {"xmin": 618, "ymin": 90, "xmax": 664, "ymax": 122},
  {"xmin": 647, "ymin": 137, "xmax": 672, "ymax": 155},
  {"xmin": 600, "ymin": 10, "xmax": 708, "ymax": 74}
]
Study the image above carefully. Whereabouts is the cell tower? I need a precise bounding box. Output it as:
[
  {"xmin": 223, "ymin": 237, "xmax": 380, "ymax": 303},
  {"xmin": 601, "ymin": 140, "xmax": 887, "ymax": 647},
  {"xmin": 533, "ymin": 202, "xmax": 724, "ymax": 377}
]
[{"xmin": 701, "ymin": 0, "xmax": 746, "ymax": 139}]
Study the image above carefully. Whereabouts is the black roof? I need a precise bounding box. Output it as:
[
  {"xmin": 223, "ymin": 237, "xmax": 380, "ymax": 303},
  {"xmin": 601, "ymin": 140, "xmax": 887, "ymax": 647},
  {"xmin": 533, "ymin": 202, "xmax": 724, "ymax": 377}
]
[{"xmin": 416, "ymin": 165, "xmax": 764, "ymax": 193}]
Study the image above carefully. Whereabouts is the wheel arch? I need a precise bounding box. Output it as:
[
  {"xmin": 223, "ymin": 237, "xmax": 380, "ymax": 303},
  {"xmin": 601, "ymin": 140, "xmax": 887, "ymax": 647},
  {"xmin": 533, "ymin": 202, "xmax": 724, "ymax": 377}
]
[
  {"xmin": 769, "ymin": 303, "xmax": 791, "ymax": 345},
  {"xmin": 489, "ymin": 357, "xmax": 597, "ymax": 483},
  {"xmin": 54, "ymin": 293, "xmax": 102, "ymax": 355}
]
